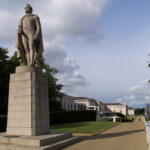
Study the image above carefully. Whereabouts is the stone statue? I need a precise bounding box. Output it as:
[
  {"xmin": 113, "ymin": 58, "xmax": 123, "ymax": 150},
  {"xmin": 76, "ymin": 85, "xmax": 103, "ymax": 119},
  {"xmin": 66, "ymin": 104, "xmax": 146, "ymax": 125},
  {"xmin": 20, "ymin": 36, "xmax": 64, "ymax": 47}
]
[{"xmin": 16, "ymin": 4, "xmax": 44, "ymax": 67}]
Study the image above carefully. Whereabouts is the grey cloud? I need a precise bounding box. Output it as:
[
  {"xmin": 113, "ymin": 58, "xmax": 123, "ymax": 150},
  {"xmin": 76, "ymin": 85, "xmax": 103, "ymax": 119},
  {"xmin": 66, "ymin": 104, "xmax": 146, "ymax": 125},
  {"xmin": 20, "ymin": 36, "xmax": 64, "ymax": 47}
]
[
  {"xmin": 116, "ymin": 80, "xmax": 150, "ymax": 107},
  {"xmin": 0, "ymin": 0, "xmax": 109, "ymax": 93},
  {"xmin": 34, "ymin": 0, "xmax": 110, "ymax": 43}
]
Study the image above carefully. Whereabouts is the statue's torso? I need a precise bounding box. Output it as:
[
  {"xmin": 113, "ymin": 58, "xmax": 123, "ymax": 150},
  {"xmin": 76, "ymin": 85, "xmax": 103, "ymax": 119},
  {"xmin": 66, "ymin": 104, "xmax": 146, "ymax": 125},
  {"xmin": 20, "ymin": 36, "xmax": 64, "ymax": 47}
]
[{"xmin": 22, "ymin": 15, "xmax": 37, "ymax": 37}]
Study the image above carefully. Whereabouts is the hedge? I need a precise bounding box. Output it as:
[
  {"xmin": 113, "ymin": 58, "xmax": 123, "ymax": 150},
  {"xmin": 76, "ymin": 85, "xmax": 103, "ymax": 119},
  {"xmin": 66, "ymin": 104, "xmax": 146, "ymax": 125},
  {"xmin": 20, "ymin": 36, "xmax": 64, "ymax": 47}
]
[
  {"xmin": 0, "ymin": 115, "xmax": 7, "ymax": 132},
  {"xmin": 0, "ymin": 111, "xmax": 96, "ymax": 132},
  {"xmin": 50, "ymin": 110, "xmax": 96, "ymax": 125}
]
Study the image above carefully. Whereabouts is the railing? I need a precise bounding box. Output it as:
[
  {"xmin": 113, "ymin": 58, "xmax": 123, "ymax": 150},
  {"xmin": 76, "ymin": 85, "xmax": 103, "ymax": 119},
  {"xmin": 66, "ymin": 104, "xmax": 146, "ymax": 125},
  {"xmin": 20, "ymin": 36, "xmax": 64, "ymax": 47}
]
[{"xmin": 144, "ymin": 118, "xmax": 150, "ymax": 150}]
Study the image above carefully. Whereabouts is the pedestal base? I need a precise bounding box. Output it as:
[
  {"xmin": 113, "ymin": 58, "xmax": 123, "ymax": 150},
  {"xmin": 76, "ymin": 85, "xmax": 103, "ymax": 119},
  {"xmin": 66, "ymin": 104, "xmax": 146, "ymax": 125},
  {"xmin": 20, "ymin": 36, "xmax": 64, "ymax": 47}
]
[
  {"xmin": 0, "ymin": 132, "xmax": 80, "ymax": 150},
  {"xmin": 6, "ymin": 66, "xmax": 50, "ymax": 136}
]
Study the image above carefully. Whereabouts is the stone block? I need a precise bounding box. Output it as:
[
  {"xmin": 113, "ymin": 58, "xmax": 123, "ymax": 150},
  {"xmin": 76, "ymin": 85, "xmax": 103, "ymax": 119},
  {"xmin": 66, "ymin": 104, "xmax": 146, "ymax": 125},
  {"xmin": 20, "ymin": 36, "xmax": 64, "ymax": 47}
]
[
  {"xmin": 7, "ymin": 119, "xmax": 32, "ymax": 128},
  {"xmin": 6, "ymin": 66, "xmax": 50, "ymax": 136},
  {"xmin": 0, "ymin": 132, "xmax": 80, "ymax": 150}
]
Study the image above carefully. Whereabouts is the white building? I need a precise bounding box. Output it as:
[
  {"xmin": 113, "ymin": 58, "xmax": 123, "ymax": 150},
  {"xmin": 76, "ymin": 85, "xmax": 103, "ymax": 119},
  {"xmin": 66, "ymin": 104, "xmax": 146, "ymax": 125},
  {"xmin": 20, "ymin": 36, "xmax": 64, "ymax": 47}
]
[
  {"xmin": 128, "ymin": 108, "xmax": 135, "ymax": 115},
  {"xmin": 97, "ymin": 101, "xmax": 111, "ymax": 114},
  {"xmin": 73, "ymin": 97, "xmax": 100, "ymax": 111},
  {"xmin": 105, "ymin": 103, "xmax": 128, "ymax": 116},
  {"xmin": 73, "ymin": 97, "xmax": 110, "ymax": 113},
  {"xmin": 58, "ymin": 93, "xmax": 86, "ymax": 111}
]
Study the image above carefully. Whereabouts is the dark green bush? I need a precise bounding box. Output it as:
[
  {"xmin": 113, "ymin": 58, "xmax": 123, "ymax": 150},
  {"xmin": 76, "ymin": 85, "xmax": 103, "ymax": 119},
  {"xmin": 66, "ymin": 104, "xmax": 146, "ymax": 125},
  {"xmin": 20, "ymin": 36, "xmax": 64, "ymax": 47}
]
[
  {"xmin": 104, "ymin": 113, "xmax": 125, "ymax": 118},
  {"xmin": 50, "ymin": 110, "xmax": 96, "ymax": 125},
  {"xmin": 121, "ymin": 118, "xmax": 132, "ymax": 122},
  {"xmin": 0, "ymin": 116, "xmax": 7, "ymax": 132}
]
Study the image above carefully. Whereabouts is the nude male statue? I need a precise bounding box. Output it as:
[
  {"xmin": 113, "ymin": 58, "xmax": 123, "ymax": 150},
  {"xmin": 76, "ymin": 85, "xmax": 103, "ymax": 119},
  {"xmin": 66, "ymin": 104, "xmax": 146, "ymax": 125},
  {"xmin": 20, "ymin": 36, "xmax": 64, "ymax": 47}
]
[{"xmin": 16, "ymin": 4, "xmax": 44, "ymax": 67}]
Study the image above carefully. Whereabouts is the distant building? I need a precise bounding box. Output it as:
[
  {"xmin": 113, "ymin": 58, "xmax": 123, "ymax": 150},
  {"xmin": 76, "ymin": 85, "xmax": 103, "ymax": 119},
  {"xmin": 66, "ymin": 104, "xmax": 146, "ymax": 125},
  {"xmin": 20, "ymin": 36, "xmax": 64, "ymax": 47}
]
[
  {"xmin": 57, "ymin": 93, "xmax": 86, "ymax": 111},
  {"xmin": 128, "ymin": 108, "xmax": 135, "ymax": 115},
  {"xmin": 73, "ymin": 97, "xmax": 110, "ymax": 114},
  {"xmin": 97, "ymin": 101, "xmax": 111, "ymax": 114},
  {"xmin": 73, "ymin": 97, "xmax": 100, "ymax": 111},
  {"xmin": 145, "ymin": 104, "xmax": 150, "ymax": 118},
  {"xmin": 105, "ymin": 103, "xmax": 128, "ymax": 116}
]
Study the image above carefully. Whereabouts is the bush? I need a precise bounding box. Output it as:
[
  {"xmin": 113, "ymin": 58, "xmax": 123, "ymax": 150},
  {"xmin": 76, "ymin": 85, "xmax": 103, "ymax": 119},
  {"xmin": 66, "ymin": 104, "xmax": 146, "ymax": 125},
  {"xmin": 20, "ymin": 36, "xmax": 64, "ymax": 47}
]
[
  {"xmin": 0, "ymin": 115, "xmax": 7, "ymax": 132},
  {"xmin": 121, "ymin": 118, "xmax": 132, "ymax": 122},
  {"xmin": 50, "ymin": 110, "xmax": 96, "ymax": 125},
  {"xmin": 104, "ymin": 113, "xmax": 125, "ymax": 118},
  {"xmin": 101, "ymin": 116, "xmax": 112, "ymax": 122}
]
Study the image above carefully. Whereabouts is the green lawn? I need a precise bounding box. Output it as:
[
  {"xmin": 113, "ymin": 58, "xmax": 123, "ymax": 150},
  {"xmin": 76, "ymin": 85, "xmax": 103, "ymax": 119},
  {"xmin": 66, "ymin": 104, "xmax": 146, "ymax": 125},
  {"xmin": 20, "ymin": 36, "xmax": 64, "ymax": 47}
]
[
  {"xmin": 126, "ymin": 115, "xmax": 136, "ymax": 121},
  {"xmin": 51, "ymin": 121, "xmax": 118, "ymax": 134}
]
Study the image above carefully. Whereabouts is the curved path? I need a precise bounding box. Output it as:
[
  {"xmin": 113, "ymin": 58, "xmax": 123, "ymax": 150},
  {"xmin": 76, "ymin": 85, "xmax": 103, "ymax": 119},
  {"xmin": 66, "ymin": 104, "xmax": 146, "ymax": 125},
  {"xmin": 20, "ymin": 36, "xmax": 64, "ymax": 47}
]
[{"xmin": 65, "ymin": 116, "xmax": 147, "ymax": 150}]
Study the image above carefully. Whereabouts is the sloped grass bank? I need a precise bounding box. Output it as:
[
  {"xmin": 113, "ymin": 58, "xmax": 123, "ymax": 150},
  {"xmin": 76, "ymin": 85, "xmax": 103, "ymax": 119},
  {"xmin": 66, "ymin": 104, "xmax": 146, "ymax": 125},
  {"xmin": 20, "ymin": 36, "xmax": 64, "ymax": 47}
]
[{"xmin": 51, "ymin": 121, "xmax": 118, "ymax": 134}]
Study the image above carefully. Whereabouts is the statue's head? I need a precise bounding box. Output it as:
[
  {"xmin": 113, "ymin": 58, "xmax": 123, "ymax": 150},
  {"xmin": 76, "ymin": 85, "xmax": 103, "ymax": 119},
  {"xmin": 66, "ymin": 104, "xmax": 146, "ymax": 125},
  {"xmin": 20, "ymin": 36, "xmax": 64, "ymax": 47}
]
[{"xmin": 25, "ymin": 4, "xmax": 33, "ymax": 14}]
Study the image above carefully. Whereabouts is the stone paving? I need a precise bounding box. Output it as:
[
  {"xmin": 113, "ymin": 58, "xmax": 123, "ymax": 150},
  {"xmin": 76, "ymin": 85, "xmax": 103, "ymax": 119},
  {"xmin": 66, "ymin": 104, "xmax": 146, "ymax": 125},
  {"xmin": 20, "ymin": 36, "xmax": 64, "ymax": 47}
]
[{"xmin": 65, "ymin": 116, "xmax": 147, "ymax": 150}]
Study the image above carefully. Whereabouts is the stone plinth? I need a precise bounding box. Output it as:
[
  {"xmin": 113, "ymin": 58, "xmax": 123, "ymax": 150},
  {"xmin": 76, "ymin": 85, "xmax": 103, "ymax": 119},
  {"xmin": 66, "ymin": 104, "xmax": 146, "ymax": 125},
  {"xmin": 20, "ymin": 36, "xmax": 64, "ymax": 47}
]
[
  {"xmin": 0, "ymin": 132, "xmax": 80, "ymax": 150},
  {"xmin": 6, "ymin": 66, "xmax": 50, "ymax": 136}
]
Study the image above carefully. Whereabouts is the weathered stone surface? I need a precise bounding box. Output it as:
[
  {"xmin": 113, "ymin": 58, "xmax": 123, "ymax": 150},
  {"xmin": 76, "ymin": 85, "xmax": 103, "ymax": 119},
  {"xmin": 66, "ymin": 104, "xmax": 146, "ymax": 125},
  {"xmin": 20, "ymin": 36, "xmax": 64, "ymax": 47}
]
[
  {"xmin": 6, "ymin": 66, "xmax": 50, "ymax": 136},
  {"xmin": 0, "ymin": 132, "xmax": 80, "ymax": 150}
]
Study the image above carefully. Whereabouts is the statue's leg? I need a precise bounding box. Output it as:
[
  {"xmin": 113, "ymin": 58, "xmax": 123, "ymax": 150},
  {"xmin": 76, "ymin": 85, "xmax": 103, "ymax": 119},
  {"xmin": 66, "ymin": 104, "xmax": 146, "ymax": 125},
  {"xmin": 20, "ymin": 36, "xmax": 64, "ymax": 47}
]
[
  {"xmin": 28, "ymin": 38, "xmax": 35, "ymax": 66},
  {"xmin": 22, "ymin": 36, "xmax": 30, "ymax": 66},
  {"xmin": 37, "ymin": 52, "xmax": 42, "ymax": 67}
]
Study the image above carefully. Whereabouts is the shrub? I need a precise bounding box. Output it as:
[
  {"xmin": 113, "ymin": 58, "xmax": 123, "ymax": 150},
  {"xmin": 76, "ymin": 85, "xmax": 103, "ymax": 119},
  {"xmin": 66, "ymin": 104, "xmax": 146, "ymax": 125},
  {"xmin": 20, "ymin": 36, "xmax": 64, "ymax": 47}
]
[
  {"xmin": 50, "ymin": 110, "xmax": 96, "ymax": 125},
  {"xmin": 104, "ymin": 113, "xmax": 125, "ymax": 118},
  {"xmin": 121, "ymin": 118, "xmax": 132, "ymax": 122}
]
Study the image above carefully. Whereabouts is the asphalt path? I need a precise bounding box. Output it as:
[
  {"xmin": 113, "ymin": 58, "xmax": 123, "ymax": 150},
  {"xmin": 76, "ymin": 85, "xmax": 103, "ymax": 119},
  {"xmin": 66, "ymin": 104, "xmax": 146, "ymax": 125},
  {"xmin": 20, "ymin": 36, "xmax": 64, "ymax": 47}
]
[{"xmin": 65, "ymin": 116, "xmax": 147, "ymax": 150}]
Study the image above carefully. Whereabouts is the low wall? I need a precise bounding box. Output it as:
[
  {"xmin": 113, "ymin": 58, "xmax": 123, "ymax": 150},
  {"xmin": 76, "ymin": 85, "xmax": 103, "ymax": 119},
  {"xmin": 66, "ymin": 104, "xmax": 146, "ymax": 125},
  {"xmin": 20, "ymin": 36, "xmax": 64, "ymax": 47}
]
[{"xmin": 144, "ymin": 118, "xmax": 150, "ymax": 150}]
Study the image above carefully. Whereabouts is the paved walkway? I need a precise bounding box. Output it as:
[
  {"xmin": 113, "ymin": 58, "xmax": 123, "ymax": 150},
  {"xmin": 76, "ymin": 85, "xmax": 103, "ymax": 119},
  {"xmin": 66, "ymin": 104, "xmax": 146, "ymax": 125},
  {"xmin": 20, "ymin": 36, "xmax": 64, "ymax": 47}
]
[{"xmin": 65, "ymin": 116, "xmax": 147, "ymax": 150}]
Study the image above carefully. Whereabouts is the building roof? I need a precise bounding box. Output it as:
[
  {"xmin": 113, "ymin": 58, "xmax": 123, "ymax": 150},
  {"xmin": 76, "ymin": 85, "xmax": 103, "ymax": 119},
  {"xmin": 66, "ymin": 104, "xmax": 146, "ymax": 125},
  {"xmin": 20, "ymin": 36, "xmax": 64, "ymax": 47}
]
[
  {"xmin": 128, "ymin": 107, "xmax": 134, "ymax": 110},
  {"xmin": 105, "ymin": 103, "xmax": 124, "ymax": 105}
]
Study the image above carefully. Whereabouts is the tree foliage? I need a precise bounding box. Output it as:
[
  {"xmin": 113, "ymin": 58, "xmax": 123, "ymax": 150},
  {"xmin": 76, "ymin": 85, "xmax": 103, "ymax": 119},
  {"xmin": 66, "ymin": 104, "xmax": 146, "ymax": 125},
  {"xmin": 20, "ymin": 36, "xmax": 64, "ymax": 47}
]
[
  {"xmin": 0, "ymin": 47, "xmax": 19, "ymax": 115},
  {"xmin": 42, "ymin": 63, "xmax": 63, "ymax": 111},
  {"xmin": 135, "ymin": 108, "xmax": 145, "ymax": 115}
]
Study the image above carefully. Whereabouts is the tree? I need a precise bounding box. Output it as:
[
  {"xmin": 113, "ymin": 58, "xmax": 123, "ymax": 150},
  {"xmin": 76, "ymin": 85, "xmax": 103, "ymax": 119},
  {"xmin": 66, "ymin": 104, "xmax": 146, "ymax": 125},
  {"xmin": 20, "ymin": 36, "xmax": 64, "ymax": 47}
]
[
  {"xmin": 43, "ymin": 63, "xmax": 63, "ymax": 111},
  {"xmin": 135, "ymin": 108, "xmax": 145, "ymax": 115},
  {"xmin": 0, "ymin": 48, "xmax": 19, "ymax": 115}
]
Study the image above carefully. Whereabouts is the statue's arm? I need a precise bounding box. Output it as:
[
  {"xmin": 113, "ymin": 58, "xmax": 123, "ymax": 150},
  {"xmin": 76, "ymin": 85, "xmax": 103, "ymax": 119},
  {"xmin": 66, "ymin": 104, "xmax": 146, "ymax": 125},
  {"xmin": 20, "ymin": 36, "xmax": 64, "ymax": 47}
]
[
  {"xmin": 18, "ymin": 16, "xmax": 24, "ymax": 34},
  {"xmin": 34, "ymin": 16, "xmax": 41, "ymax": 40}
]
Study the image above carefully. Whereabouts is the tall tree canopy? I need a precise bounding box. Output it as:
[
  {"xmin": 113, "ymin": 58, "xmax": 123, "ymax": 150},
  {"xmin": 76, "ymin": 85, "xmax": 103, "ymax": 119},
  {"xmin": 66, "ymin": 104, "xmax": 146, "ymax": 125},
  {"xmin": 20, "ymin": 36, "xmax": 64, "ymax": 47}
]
[
  {"xmin": 0, "ymin": 47, "xmax": 19, "ymax": 115},
  {"xmin": 43, "ymin": 63, "xmax": 63, "ymax": 111}
]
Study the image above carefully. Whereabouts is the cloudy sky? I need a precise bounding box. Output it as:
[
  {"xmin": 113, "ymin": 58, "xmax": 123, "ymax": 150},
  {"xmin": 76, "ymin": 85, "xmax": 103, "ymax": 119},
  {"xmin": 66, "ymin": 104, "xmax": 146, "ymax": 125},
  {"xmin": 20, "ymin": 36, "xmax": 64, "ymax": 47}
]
[{"xmin": 1, "ymin": 0, "xmax": 150, "ymax": 108}]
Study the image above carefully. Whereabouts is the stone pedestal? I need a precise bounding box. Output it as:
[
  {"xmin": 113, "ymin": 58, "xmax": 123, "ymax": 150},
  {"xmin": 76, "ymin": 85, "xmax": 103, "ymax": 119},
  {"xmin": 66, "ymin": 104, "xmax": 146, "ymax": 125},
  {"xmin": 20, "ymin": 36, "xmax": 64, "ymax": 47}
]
[
  {"xmin": 0, "ymin": 66, "xmax": 80, "ymax": 150},
  {"xmin": 6, "ymin": 66, "xmax": 50, "ymax": 136}
]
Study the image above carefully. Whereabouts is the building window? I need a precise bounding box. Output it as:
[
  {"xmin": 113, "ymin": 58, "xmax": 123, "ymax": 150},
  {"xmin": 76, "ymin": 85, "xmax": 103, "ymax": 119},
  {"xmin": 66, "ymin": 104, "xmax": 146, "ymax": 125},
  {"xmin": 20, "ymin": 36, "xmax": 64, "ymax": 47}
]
[{"xmin": 64, "ymin": 102, "xmax": 65, "ymax": 108}]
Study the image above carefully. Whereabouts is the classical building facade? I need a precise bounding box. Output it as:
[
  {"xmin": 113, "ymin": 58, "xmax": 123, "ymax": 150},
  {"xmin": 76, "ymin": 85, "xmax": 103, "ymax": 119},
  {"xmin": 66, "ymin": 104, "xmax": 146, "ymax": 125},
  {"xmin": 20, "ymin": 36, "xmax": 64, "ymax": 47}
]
[
  {"xmin": 73, "ymin": 97, "xmax": 110, "ymax": 113},
  {"xmin": 105, "ymin": 103, "xmax": 128, "ymax": 116},
  {"xmin": 145, "ymin": 104, "xmax": 150, "ymax": 118},
  {"xmin": 57, "ymin": 93, "xmax": 86, "ymax": 111},
  {"xmin": 128, "ymin": 108, "xmax": 135, "ymax": 115},
  {"xmin": 73, "ymin": 97, "xmax": 99, "ymax": 111}
]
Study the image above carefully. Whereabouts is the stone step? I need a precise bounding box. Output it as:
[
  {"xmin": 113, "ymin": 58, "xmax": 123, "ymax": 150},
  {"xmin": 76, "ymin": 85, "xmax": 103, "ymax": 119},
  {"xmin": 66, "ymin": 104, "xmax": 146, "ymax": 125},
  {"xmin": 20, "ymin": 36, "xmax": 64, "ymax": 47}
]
[
  {"xmin": 41, "ymin": 136, "xmax": 80, "ymax": 150},
  {"xmin": 0, "ymin": 132, "xmax": 72, "ymax": 147},
  {"xmin": 0, "ymin": 136, "xmax": 80, "ymax": 150}
]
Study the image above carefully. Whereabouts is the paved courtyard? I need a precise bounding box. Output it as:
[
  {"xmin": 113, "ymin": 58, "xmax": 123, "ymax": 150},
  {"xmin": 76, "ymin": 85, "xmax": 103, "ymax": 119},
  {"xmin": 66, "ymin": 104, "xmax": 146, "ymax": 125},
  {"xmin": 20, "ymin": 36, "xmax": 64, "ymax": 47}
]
[{"xmin": 65, "ymin": 116, "xmax": 147, "ymax": 150}]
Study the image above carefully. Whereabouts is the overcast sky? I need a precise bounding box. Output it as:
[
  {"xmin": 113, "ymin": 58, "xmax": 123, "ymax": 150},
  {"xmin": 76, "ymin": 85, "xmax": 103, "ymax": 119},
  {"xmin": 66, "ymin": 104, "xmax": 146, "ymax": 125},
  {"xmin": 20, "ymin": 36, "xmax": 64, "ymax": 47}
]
[{"xmin": 1, "ymin": 0, "xmax": 150, "ymax": 108}]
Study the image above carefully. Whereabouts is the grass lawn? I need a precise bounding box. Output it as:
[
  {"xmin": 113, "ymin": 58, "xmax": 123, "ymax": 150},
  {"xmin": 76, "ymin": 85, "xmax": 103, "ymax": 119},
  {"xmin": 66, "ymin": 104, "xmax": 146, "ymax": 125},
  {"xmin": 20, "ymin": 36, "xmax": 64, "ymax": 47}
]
[
  {"xmin": 126, "ymin": 115, "xmax": 136, "ymax": 121},
  {"xmin": 51, "ymin": 121, "xmax": 118, "ymax": 134}
]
